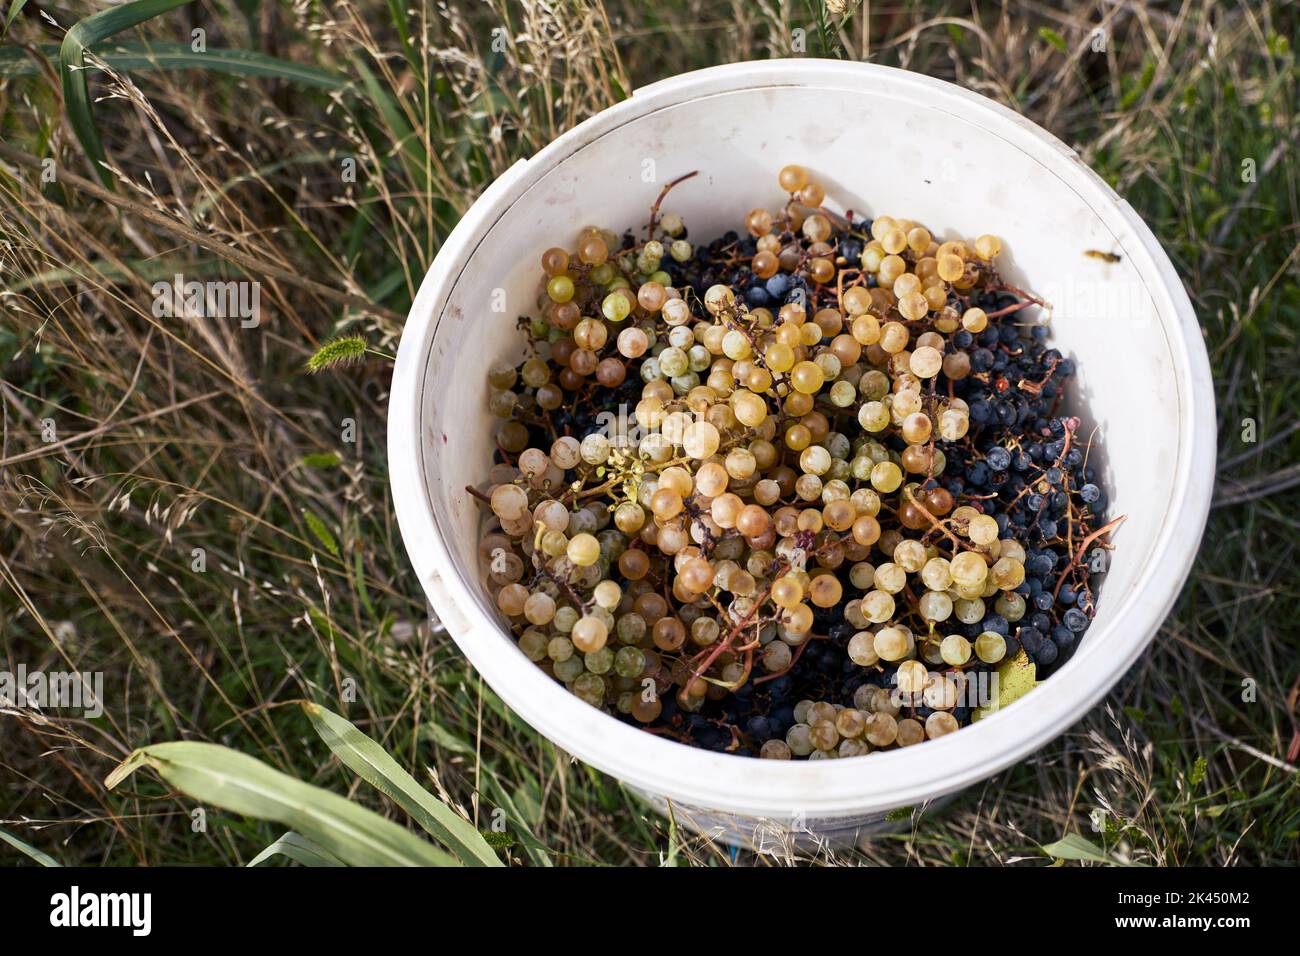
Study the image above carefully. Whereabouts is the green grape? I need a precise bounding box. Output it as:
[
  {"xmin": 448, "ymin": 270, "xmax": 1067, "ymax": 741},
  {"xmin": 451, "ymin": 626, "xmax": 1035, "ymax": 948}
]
[
  {"xmin": 614, "ymin": 646, "xmax": 646, "ymax": 679},
  {"xmin": 584, "ymin": 647, "xmax": 614, "ymax": 675},
  {"xmin": 546, "ymin": 275, "xmax": 574, "ymax": 303},
  {"xmin": 602, "ymin": 291, "xmax": 631, "ymax": 322},
  {"xmin": 572, "ymin": 672, "xmax": 606, "ymax": 706},
  {"xmin": 518, "ymin": 629, "xmax": 548, "ymax": 662},
  {"xmin": 553, "ymin": 656, "xmax": 584, "ymax": 683}
]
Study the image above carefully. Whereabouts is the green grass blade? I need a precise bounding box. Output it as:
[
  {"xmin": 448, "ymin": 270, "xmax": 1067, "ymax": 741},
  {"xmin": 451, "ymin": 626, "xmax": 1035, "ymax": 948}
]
[
  {"xmin": 0, "ymin": 827, "xmax": 63, "ymax": 866},
  {"xmin": 5, "ymin": 42, "xmax": 346, "ymax": 88},
  {"xmin": 106, "ymin": 741, "xmax": 458, "ymax": 867},
  {"xmin": 102, "ymin": 43, "xmax": 342, "ymax": 86},
  {"xmin": 352, "ymin": 56, "xmax": 431, "ymax": 195},
  {"xmin": 480, "ymin": 771, "xmax": 554, "ymax": 866},
  {"xmin": 3, "ymin": 0, "xmax": 28, "ymax": 37},
  {"xmin": 247, "ymin": 831, "xmax": 345, "ymax": 867},
  {"xmin": 60, "ymin": 0, "xmax": 195, "ymax": 185},
  {"xmin": 303, "ymin": 702, "xmax": 504, "ymax": 866},
  {"xmin": 1042, "ymin": 833, "xmax": 1148, "ymax": 866}
]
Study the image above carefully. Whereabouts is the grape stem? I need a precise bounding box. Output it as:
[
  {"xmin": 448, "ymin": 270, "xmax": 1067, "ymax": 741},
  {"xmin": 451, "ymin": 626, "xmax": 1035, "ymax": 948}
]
[
  {"xmin": 752, "ymin": 632, "xmax": 826, "ymax": 685},
  {"xmin": 985, "ymin": 299, "xmax": 1039, "ymax": 320},
  {"xmin": 1052, "ymin": 513, "xmax": 1128, "ymax": 600},
  {"xmin": 540, "ymin": 568, "xmax": 591, "ymax": 614},
  {"xmin": 909, "ymin": 492, "xmax": 986, "ymax": 556},
  {"xmin": 646, "ymin": 170, "xmax": 700, "ymax": 239},
  {"xmin": 684, "ymin": 532, "xmax": 848, "ymax": 687},
  {"xmin": 564, "ymin": 440, "xmax": 743, "ymax": 503},
  {"xmin": 990, "ymin": 281, "xmax": 1048, "ymax": 308}
]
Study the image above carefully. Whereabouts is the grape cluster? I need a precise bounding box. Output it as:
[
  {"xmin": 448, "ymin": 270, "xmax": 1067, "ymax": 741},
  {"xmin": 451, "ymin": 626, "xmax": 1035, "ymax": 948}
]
[
  {"xmin": 765, "ymin": 689, "xmax": 957, "ymax": 760},
  {"xmin": 473, "ymin": 165, "xmax": 1115, "ymax": 759}
]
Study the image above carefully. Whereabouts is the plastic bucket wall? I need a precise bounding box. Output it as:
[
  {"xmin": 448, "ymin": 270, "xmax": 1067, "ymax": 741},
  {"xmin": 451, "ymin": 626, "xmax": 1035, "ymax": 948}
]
[{"xmin": 389, "ymin": 61, "xmax": 1215, "ymax": 847}]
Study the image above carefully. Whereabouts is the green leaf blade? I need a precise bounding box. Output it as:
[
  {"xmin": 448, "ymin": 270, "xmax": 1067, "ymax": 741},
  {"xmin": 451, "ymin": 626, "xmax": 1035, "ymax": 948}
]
[
  {"xmin": 106, "ymin": 741, "xmax": 457, "ymax": 867},
  {"xmin": 0, "ymin": 827, "xmax": 63, "ymax": 866},
  {"xmin": 303, "ymin": 703, "xmax": 504, "ymax": 866},
  {"xmin": 3, "ymin": 42, "xmax": 344, "ymax": 88},
  {"xmin": 247, "ymin": 831, "xmax": 346, "ymax": 867},
  {"xmin": 60, "ymin": 0, "xmax": 195, "ymax": 185}
]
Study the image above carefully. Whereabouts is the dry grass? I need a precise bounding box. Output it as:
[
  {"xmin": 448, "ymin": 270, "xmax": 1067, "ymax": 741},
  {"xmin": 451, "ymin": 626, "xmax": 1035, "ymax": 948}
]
[{"xmin": 0, "ymin": 0, "xmax": 1296, "ymax": 866}]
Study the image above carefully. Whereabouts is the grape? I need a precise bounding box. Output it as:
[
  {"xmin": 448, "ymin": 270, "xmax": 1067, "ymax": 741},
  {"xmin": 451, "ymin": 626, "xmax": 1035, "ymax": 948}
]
[
  {"xmin": 473, "ymin": 172, "xmax": 1110, "ymax": 760},
  {"xmin": 974, "ymin": 234, "xmax": 1002, "ymax": 260},
  {"xmin": 925, "ymin": 712, "xmax": 960, "ymax": 739},
  {"xmin": 496, "ymin": 583, "xmax": 528, "ymax": 616},
  {"xmin": 950, "ymin": 551, "xmax": 988, "ymax": 588},
  {"xmin": 760, "ymin": 740, "xmax": 792, "ymax": 759},
  {"xmin": 785, "ymin": 724, "xmax": 814, "ymax": 757},
  {"xmin": 918, "ymin": 590, "xmax": 953, "ymax": 622},
  {"xmin": 990, "ymin": 556, "xmax": 1026, "ymax": 590},
  {"xmin": 523, "ymin": 592, "xmax": 556, "ymax": 626},
  {"xmin": 762, "ymin": 640, "xmax": 792, "ymax": 673},
  {"xmin": 614, "ymin": 646, "xmax": 646, "ymax": 679},
  {"xmin": 490, "ymin": 483, "xmax": 528, "ymax": 521},
  {"xmin": 962, "ymin": 307, "xmax": 988, "ymax": 332},
  {"xmin": 862, "ymin": 590, "xmax": 896, "ymax": 624},
  {"xmin": 546, "ymin": 275, "xmax": 574, "ymax": 303},
  {"xmin": 613, "ymin": 502, "xmax": 645, "ymax": 534},
  {"xmin": 835, "ymin": 707, "xmax": 867, "ymax": 740},
  {"xmin": 968, "ymin": 514, "xmax": 999, "ymax": 545},
  {"xmin": 896, "ymin": 718, "xmax": 925, "ymax": 747},
  {"xmin": 590, "ymin": 580, "xmax": 619, "ymax": 609},
  {"xmin": 873, "ymin": 626, "xmax": 908, "ymax": 661},
  {"xmin": 518, "ymin": 629, "xmax": 548, "ymax": 662},
  {"xmin": 631, "ymin": 694, "xmax": 662, "ymax": 724},
  {"xmin": 572, "ymin": 672, "xmax": 605, "ymax": 706},
  {"xmin": 790, "ymin": 361, "xmax": 825, "ymax": 394},
  {"xmin": 810, "ymin": 719, "xmax": 839, "ymax": 751},
  {"xmin": 682, "ymin": 421, "xmax": 720, "ymax": 459},
  {"xmin": 995, "ymin": 590, "xmax": 1026, "ymax": 621},
  {"xmin": 864, "ymin": 712, "xmax": 898, "ymax": 747},
  {"xmin": 652, "ymin": 616, "xmax": 685, "ymax": 651},
  {"xmin": 554, "ymin": 657, "xmax": 584, "ymax": 683},
  {"xmin": 920, "ymin": 557, "xmax": 952, "ymax": 591},
  {"xmin": 566, "ymin": 533, "xmax": 601, "ymax": 567},
  {"xmin": 571, "ymin": 617, "xmax": 607, "ymax": 654},
  {"xmin": 901, "ymin": 412, "xmax": 932, "ymax": 444},
  {"xmin": 974, "ymin": 631, "xmax": 1006, "ymax": 664},
  {"xmin": 896, "ymin": 660, "xmax": 928, "ymax": 696},
  {"xmin": 783, "ymin": 603, "xmax": 813, "ymax": 634},
  {"xmin": 553, "ymin": 606, "xmax": 578, "ymax": 633},
  {"xmin": 584, "ymin": 647, "xmax": 614, "ymax": 675},
  {"xmin": 870, "ymin": 461, "xmax": 903, "ymax": 492},
  {"xmin": 601, "ymin": 291, "xmax": 631, "ymax": 322},
  {"xmin": 873, "ymin": 562, "xmax": 907, "ymax": 593},
  {"xmin": 893, "ymin": 539, "xmax": 926, "ymax": 572},
  {"xmin": 807, "ymin": 701, "xmax": 837, "ymax": 725},
  {"xmin": 808, "ymin": 574, "xmax": 842, "ymax": 608},
  {"xmin": 937, "ymin": 254, "xmax": 964, "ymax": 282},
  {"xmin": 546, "ymin": 636, "xmax": 574, "ymax": 663},
  {"xmin": 688, "ymin": 617, "xmax": 719, "ymax": 650},
  {"xmin": 940, "ymin": 634, "xmax": 972, "ymax": 666}
]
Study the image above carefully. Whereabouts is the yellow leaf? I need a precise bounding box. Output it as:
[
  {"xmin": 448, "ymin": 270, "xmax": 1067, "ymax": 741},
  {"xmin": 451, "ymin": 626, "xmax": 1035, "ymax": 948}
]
[{"xmin": 973, "ymin": 649, "xmax": 1038, "ymax": 721}]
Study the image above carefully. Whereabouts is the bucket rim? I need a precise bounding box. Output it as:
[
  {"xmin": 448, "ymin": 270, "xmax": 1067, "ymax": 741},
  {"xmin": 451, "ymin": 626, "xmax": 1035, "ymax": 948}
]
[{"xmin": 388, "ymin": 60, "xmax": 1216, "ymax": 818}]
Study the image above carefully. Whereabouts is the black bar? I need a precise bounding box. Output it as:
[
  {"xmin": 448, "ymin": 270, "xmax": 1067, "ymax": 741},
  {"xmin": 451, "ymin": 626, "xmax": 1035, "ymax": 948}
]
[{"xmin": 0, "ymin": 865, "xmax": 1278, "ymax": 941}]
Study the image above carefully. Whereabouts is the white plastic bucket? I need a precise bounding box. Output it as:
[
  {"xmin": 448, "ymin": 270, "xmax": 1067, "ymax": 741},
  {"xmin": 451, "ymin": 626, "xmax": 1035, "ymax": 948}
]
[{"xmin": 389, "ymin": 60, "xmax": 1216, "ymax": 847}]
